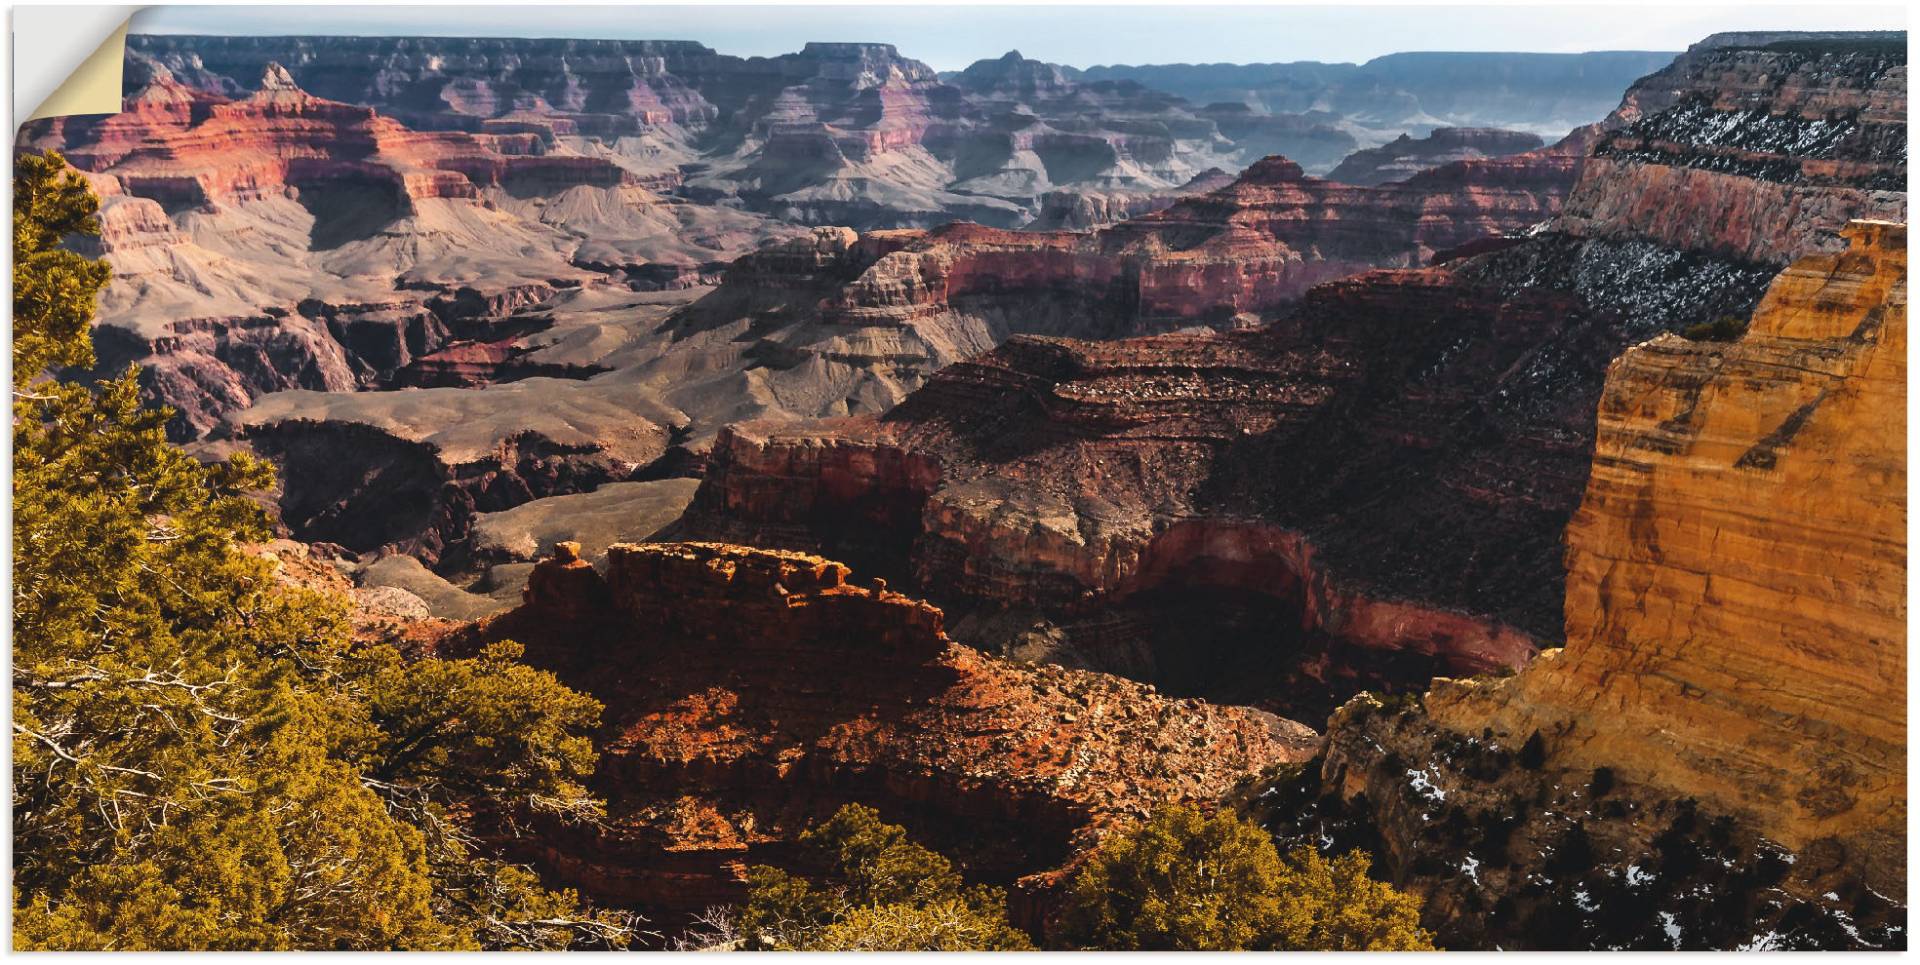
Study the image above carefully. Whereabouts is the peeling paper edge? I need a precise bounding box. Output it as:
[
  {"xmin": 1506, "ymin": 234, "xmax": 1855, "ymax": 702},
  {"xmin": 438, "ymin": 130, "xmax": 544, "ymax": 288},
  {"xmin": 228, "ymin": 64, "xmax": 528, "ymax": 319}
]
[{"xmin": 15, "ymin": 7, "xmax": 139, "ymax": 127}]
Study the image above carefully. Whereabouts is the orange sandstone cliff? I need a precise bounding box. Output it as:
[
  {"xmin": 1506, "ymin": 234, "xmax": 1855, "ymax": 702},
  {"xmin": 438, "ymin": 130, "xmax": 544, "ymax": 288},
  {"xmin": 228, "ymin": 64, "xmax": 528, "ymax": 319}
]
[
  {"xmin": 1273, "ymin": 221, "xmax": 1907, "ymax": 949},
  {"xmin": 1426, "ymin": 219, "xmax": 1907, "ymax": 891}
]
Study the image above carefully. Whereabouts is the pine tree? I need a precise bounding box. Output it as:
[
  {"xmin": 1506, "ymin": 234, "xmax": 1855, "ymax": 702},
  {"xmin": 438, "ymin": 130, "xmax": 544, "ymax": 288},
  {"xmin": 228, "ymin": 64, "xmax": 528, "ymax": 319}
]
[
  {"xmin": 12, "ymin": 151, "xmax": 634, "ymax": 950},
  {"xmin": 729, "ymin": 804, "xmax": 1033, "ymax": 951},
  {"xmin": 1057, "ymin": 803, "xmax": 1436, "ymax": 950}
]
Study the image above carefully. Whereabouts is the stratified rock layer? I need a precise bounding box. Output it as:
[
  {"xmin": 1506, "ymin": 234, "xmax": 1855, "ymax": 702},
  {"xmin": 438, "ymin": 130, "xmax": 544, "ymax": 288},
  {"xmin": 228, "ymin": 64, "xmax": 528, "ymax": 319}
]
[
  {"xmin": 1275, "ymin": 220, "xmax": 1910, "ymax": 950},
  {"xmin": 472, "ymin": 542, "xmax": 1318, "ymax": 936},
  {"xmin": 22, "ymin": 62, "xmax": 797, "ymax": 438},
  {"xmin": 1425, "ymin": 220, "xmax": 1907, "ymax": 893},
  {"xmin": 655, "ymin": 148, "xmax": 1581, "ymax": 420},
  {"xmin": 1326, "ymin": 126, "xmax": 1546, "ymax": 186},
  {"xmin": 120, "ymin": 39, "xmax": 1351, "ymax": 226},
  {"xmin": 673, "ymin": 33, "xmax": 1904, "ymax": 718}
]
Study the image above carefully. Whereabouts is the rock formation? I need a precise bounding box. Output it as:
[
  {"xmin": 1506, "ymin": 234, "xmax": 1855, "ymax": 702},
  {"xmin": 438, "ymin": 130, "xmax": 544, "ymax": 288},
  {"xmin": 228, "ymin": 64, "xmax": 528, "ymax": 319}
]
[
  {"xmin": 1280, "ymin": 219, "xmax": 1907, "ymax": 949},
  {"xmin": 1560, "ymin": 36, "xmax": 1905, "ymax": 265},
  {"xmin": 470, "ymin": 542, "xmax": 1318, "ymax": 935},
  {"xmin": 120, "ymin": 35, "xmax": 1659, "ymax": 231},
  {"xmin": 1431, "ymin": 219, "xmax": 1907, "ymax": 887},
  {"xmin": 670, "ymin": 33, "xmax": 1905, "ymax": 712},
  {"xmin": 21, "ymin": 61, "xmax": 799, "ymax": 438},
  {"xmin": 1326, "ymin": 127, "xmax": 1546, "ymax": 186},
  {"xmin": 1078, "ymin": 50, "xmax": 1680, "ymax": 138}
]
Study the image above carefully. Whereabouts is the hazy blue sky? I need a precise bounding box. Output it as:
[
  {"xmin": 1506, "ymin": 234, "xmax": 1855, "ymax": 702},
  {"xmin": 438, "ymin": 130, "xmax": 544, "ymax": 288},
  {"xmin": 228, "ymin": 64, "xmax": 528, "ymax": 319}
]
[{"xmin": 130, "ymin": 4, "xmax": 1905, "ymax": 71}]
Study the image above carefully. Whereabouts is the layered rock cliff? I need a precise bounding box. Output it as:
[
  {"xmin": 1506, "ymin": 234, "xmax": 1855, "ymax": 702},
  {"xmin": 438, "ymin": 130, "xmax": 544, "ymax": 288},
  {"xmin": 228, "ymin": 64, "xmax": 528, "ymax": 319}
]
[
  {"xmin": 1560, "ymin": 36, "xmax": 1906, "ymax": 264},
  {"xmin": 120, "ymin": 35, "xmax": 1666, "ymax": 231},
  {"xmin": 120, "ymin": 38, "xmax": 1334, "ymax": 228},
  {"xmin": 465, "ymin": 542, "xmax": 1317, "ymax": 937},
  {"xmin": 671, "ymin": 33, "xmax": 1905, "ymax": 713},
  {"xmin": 1431, "ymin": 219, "xmax": 1907, "ymax": 885},
  {"xmin": 22, "ymin": 62, "xmax": 798, "ymax": 438},
  {"xmin": 1326, "ymin": 126, "xmax": 1546, "ymax": 186},
  {"xmin": 1079, "ymin": 50, "xmax": 1679, "ymax": 139},
  {"xmin": 1274, "ymin": 219, "xmax": 1907, "ymax": 949}
]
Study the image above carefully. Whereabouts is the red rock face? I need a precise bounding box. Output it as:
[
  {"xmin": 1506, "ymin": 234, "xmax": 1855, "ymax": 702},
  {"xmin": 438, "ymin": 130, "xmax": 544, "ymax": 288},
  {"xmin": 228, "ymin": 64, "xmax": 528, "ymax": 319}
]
[
  {"xmin": 468, "ymin": 542, "xmax": 1318, "ymax": 938},
  {"xmin": 672, "ymin": 272, "xmax": 1610, "ymax": 712},
  {"xmin": 37, "ymin": 62, "xmax": 633, "ymax": 210},
  {"xmin": 674, "ymin": 146, "xmax": 1580, "ymax": 360},
  {"xmin": 674, "ymin": 35, "xmax": 1905, "ymax": 720}
]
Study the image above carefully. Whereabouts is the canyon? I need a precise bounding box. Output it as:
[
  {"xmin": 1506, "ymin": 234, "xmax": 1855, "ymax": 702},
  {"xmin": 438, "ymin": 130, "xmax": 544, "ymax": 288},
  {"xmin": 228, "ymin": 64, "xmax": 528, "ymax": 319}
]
[
  {"xmin": 28, "ymin": 24, "xmax": 1912, "ymax": 950},
  {"xmin": 125, "ymin": 36, "xmax": 1663, "ymax": 202},
  {"xmin": 26, "ymin": 53, "xmax": 1589, "ymax": 604},
  {"xmin": 217, "ymin": 125, "xmax": 1579, "ymax": 613},
  {"xmin": 669, "ymin": 32, "xmax": 1904, "ymax": 704},
  {"xmin": 23, "ymin": 59, "xmax": 800, "ymax": 439}
]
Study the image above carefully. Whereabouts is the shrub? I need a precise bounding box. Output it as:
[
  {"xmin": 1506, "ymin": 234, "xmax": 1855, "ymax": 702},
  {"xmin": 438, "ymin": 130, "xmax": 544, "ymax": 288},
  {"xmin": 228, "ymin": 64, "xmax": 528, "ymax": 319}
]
[
  {"xmin": 1590, "ymin": 767, "xmax": 1616, "ymax": 797},
  {"xmin": 12, "ymin": 151, "xmax": 633, "ymax": 950},
  {"xmin": 1681, "ymin": 315, "xmax": 1747, "ymax": 342},
  {"xmin": 1058, "ymin": 803, "xmax": 1434, "ymax": 950},
  {"xmin": 1518, "ymin": 731, "xmax": 1548, "ymax": 770},
  {"xmin": 733, "ymin": 804, "xmax": 1031, "ymax": 951}
]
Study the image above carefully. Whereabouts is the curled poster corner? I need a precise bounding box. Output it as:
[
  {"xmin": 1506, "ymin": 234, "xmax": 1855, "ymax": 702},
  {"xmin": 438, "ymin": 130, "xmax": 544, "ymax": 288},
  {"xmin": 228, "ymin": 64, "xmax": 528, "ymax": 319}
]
[{"xmin": 15, "ymin": 6, "xmax": 138, "ymax": 126}]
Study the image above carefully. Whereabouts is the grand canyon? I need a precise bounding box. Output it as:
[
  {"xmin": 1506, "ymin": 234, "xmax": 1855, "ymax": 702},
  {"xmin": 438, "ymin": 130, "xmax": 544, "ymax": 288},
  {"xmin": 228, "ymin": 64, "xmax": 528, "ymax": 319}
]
[{"xmin": 11, "ymin": 14, "xmax": 1908, "ymax": 952}]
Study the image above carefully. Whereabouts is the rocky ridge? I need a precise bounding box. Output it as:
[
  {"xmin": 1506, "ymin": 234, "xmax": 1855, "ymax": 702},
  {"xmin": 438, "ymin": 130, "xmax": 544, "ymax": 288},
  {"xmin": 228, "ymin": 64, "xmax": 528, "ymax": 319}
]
[
  {"xmin": 1326, "ymin": 126, "xmax": 1547, "ymax": 186},
  {"xmin": 468, "ymin": 541, "xmax": 1318, "ymax": 937}
]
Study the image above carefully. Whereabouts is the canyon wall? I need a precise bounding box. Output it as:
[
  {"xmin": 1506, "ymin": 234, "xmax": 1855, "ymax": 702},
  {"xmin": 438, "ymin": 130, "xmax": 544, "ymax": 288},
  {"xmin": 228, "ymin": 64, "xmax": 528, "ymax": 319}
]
[
  {"xmin": 24, "ymin": 62, "xmax": 797, "ymax": 438},
  {"xmin": 1428, "ymin": 219, "xmax": 1907, "ymax": 888},
  {"xmin": 120, "ymin": 38, "xmax": 1351, "ymax": 228},
  {"xmin": 1559, "ymin": 38, "xmax": 1905, "ymax": 264},
  {"xmin": 673, "ymin": 33, "xmax": 1905, "ymax": 711},
  {"xmin": 1288, "ymin": 219, "xmax": 1907, "ymax": 949},
  {"xmin": 1325, "ymin": 126, "xmax": 1546, "ymax": 186}
]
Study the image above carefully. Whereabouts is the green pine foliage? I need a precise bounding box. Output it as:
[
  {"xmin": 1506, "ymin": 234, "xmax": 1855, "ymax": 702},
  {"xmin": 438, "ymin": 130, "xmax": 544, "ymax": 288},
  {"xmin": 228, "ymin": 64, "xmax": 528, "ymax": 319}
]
[
  {"xmin": 733, "ymin": 804, "xmax": 1033, "ymax": 951},
  {"xmin": 12, "ymin": 151, "xmax": 634, "ymax": 950},
  {"xmin": 13, "ymin": 150, "xmax": 111, "ymax": 383},
  {"xmin": 1681, "ymin": 315, "xmax": 1748, "ymax": 342},
  {"xmin": 1058, "ymin": 803, "xmax": 1436, "ymax": 951}
]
